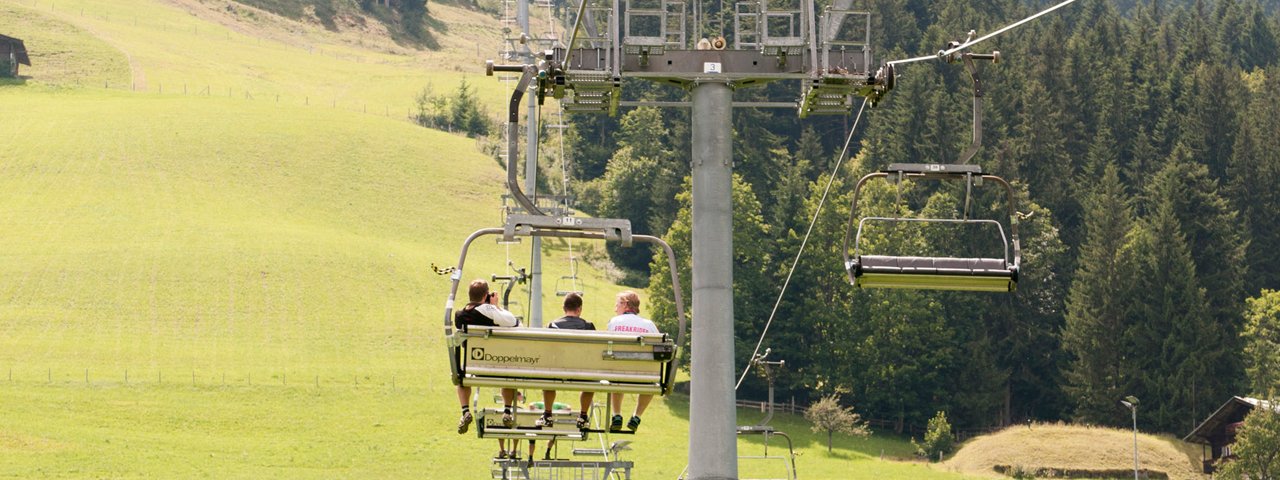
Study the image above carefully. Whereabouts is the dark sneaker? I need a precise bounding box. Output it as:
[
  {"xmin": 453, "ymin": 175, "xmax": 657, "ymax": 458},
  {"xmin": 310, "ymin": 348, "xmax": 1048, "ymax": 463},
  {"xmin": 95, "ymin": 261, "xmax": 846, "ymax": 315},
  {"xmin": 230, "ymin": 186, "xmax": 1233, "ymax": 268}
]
[
  {"xmin": 575, "ymin": 415, "xmax": 590, "ymax": 430},
  {"xmin": 627, "ymin": 415, "xmax": 642, "ymax": 432},
  {"xmin": 502, "ymin": 410, "xmax": 516, "ymax": 428},
  {"xmin": 457, "ymin": 411, "xmax": 473, "ymax": 434},
  {"xmin": 609, "ymin": 414, "xmax": 624, "ymax": 432},
  {"xmin": 498, "ymin": 450, "xmax": 508, "ymax": 459},
  {"xmin": 535, "ymin": 412, "xmax": 554, "ymax": 428}
]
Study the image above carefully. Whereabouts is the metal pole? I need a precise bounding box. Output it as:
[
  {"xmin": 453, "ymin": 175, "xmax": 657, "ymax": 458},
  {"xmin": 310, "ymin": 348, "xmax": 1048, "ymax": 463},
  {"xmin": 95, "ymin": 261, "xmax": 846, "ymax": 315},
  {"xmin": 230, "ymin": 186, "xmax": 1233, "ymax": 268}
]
[
  {"xmin": 688, "ymin": 81, "xmax": 736, "ymax": 480},
  {"xmin": 519, "ymin": 0, "xmax": 542, "ymax": 328},
  {"xmin": 1131, "ymin": 407, "xmax": 1139, "ymax": 480}
]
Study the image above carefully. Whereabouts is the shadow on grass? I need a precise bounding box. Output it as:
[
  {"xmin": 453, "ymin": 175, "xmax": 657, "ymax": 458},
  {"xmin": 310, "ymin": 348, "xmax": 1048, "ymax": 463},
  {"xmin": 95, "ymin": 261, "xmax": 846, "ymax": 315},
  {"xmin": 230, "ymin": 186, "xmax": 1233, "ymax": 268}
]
[{"xmin": 0, "ymin": 75, "xmax": 29, "ymax": 86}]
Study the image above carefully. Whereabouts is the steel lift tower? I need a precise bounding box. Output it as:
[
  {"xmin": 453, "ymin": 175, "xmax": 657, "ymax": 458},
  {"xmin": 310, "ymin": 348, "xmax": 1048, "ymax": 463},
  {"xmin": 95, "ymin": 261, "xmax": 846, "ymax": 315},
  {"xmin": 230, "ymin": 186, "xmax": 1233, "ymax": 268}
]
[{"xmin": 490, "ymin": 0, "xmax": 892, "ymax": 477}]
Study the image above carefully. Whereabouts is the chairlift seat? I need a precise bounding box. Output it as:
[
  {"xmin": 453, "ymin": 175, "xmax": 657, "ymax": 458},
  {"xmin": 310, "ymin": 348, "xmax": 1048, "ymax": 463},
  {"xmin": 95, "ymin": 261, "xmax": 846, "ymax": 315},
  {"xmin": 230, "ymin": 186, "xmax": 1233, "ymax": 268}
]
[
  {"xmin": 451, "ymin": 326, "xmax": 675, "ymax": 395},
  {"xmin": 850, "ymin": 255, "xmax": 1017, "ymax": 292}
]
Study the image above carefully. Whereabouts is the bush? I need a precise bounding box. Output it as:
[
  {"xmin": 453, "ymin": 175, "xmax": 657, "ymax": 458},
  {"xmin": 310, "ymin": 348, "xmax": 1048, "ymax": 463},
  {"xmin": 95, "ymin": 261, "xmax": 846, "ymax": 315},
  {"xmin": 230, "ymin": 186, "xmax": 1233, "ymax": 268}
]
[
  {"xmin": 1216, "ymin": 400, "xmax": 1280, "ymax": 480},
  {"xmin": 913, "ymin": 411, "xmax": 956, "ymax": 462}
]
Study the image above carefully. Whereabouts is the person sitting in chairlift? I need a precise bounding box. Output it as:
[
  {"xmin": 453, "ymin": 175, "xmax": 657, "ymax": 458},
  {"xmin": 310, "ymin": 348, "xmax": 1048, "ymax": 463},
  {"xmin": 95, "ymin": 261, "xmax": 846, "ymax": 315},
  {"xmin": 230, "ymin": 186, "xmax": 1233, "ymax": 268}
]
[
  {"xmin": 607, "ymin": 290, "xmax": 659, "ymax": 432},
  {"xmin": 455, "ymin": 279, "xmax": 520, "ymax": 434},
  {"xmin": 537, "ymin": 292, "xmax": 597, "ymax": 430}
]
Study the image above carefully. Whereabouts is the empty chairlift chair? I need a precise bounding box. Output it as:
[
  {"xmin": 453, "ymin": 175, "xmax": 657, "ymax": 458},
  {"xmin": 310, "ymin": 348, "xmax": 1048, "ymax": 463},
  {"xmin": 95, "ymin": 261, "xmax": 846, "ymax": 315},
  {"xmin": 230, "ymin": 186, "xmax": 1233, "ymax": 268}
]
[{"xmin": 842, "ymin": 163, "xmax": 1021, "ymax": 292}]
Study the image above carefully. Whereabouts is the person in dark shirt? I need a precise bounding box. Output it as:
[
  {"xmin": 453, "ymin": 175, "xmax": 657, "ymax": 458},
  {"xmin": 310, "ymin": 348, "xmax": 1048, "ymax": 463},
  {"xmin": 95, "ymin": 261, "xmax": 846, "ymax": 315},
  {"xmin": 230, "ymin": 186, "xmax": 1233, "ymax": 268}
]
[
  {"xmin": 537, "ymin": 293, "xmax": 596, "ymax": 430},
  {"xmin": 455, "ymin": 279, "xmax": 520, "ymax": 434}
]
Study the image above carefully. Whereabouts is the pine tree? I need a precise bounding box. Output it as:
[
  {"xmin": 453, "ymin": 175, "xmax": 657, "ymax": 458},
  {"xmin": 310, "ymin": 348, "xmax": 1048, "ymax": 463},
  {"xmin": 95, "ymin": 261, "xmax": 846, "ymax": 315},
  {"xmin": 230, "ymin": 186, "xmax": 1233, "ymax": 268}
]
[
  {"xmin": 1063, "ymin": 162, "xmax": 1137, "ymax": 425},
  {"xmin": 1126, "ymin": 185, "xmax": 1215, "ymax": 433},
  {"xmin": 1229, "ymin": 68, "xmax": 1280, "ymax": 293}
]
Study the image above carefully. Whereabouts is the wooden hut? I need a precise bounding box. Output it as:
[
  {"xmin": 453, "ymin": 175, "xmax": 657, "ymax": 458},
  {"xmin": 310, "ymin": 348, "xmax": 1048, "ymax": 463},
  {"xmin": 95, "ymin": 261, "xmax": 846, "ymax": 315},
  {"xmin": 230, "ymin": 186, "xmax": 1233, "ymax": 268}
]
[
  {"xmin": 1184, "ymin": 396, "xmax": 1278, "ymax": 474},
  {"xmin": 0, "ymin": 34, "xmax": 31, "ymax": 77}
]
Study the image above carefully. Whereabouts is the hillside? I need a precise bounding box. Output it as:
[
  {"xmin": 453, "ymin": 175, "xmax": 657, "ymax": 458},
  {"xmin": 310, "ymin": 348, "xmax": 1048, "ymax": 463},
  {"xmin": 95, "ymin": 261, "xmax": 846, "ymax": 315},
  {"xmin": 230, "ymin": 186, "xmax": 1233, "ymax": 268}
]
[{"xmin": 946, "ymin": 423, "xmax": 1202, "ymax": 480}]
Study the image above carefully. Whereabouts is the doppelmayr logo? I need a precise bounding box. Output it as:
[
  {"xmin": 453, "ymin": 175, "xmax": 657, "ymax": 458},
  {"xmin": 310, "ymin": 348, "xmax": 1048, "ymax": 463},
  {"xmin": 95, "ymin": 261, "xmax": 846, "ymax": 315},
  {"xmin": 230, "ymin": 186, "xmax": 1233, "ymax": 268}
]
[{"xmin": 470, "ymin": 348, "xmax": 540, "ymax": 365}]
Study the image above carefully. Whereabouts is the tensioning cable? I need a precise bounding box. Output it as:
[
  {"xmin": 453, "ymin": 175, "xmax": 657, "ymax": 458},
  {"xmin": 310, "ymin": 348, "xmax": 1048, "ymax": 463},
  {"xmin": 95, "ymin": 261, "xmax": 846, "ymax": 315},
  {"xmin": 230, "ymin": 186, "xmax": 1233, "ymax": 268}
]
[
  {"xmin": 735, "ymin": 97, "xmax": 868, "ymax": 390},
  {"xmin": 888, "ymin": 0, "xmax": 1079, "ymax": 66}
]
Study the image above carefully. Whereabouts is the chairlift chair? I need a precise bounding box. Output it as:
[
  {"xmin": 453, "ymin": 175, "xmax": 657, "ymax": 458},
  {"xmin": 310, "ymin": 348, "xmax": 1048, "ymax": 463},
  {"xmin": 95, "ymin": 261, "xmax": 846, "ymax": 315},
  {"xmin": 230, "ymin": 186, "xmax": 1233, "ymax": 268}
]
[
  {"xmin": 444, "ymin": 214, "xmax": 689, "ymax": 400},
  {"xmin": 842, "ymin": 163, "xmax": 1021, "ymax": 292},
  {"xmin": 554, "ymin": 256, "xmax": 585, "ymax": 297}
]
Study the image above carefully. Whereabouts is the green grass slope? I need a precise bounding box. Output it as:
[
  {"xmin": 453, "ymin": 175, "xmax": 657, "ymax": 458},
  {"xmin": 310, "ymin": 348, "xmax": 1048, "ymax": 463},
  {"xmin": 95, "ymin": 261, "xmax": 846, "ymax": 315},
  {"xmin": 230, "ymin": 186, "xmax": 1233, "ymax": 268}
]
[
  {"xmin": 0, "ymin": 1, "xmax": 131, "ymax": 87},
  {"xmin": 0, "ymin": 1, "xmax": 984, "ymax": 478},
  {"xmin": 946, "ymin": 423, "xmax": 1202, "ymax": 480}
]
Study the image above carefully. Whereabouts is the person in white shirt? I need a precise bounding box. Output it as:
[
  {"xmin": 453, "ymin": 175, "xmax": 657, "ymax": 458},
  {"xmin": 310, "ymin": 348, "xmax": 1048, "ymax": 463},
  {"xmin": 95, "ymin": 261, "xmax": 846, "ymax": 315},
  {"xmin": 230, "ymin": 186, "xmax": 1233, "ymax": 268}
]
[{"xmin": 606, "ymin": 290, "xmax": 659, "ymax": 432}]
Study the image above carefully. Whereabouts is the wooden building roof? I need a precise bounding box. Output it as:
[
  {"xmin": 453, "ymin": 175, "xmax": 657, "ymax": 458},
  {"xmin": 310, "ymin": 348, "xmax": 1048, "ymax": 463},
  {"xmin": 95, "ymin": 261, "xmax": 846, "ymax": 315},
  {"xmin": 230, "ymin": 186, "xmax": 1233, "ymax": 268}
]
[
  {"xmin": 1184, "ymin": 396, "xmax": 1278, "ymax": 445},
  {"xmin": 0, "ymin": 34, "xmax": 31, "ymax": 66}
]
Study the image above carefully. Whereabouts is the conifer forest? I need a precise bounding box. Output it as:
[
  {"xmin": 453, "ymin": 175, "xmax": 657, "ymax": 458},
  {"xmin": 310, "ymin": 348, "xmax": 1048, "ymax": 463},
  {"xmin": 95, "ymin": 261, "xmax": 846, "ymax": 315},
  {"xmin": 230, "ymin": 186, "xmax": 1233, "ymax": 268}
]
[{"xmin": 557, "ymin": 0, "xmax": 1280, "ymax": 436}]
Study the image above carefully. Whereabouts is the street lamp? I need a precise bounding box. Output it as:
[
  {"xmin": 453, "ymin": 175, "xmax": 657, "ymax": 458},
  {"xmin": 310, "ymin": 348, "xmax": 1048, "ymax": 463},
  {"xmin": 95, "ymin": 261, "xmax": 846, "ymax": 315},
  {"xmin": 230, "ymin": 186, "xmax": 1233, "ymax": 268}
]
[{"xmin": 1118, "ymin": 396, "xmax": 1140, "ymax": 480}]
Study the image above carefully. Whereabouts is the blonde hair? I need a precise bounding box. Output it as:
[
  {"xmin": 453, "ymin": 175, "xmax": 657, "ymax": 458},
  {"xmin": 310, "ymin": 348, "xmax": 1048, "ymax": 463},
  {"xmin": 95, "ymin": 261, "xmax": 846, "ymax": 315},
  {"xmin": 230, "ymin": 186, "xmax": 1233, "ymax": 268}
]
[{"xmin": 617, "ymin": 290, "xmax": 640, "ymax": 314}]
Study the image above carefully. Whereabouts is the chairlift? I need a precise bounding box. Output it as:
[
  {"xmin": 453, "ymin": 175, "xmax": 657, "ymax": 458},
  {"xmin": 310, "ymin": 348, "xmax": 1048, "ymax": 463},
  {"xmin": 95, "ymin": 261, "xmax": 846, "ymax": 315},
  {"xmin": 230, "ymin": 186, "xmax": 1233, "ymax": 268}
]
[
  {"xmin": 444, "ymin": 214, "xmax": 689, "ymax": 399},
  {"xmin": 841, "ymin": 50, "xmax": 1019, "ymax": 292},
  {"xmin": 554, "ymin": 255, "xmax": 585, "ymax": 297},
  {"xmin": 469, "ymin": 60, "xmax": 684, "ymax": 392},
  {"xmin": 842, "ymin": 163, "xmax": 1021, "ymax": 292}
]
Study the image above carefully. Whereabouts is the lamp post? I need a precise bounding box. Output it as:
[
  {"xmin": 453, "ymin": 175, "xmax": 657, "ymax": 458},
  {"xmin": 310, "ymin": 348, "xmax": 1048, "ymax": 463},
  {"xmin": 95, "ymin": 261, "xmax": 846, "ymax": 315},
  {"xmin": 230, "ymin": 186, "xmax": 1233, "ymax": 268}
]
[{"xmin": 1118, "ymin": 396, "xmax": 1140, "ymax": 480}]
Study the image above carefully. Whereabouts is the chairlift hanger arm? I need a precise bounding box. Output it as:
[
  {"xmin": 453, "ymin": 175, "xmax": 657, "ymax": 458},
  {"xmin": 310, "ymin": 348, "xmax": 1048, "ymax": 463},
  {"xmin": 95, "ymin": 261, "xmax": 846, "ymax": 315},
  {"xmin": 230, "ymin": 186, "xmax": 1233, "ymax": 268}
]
[{"xmin": 485, "ymin": 62, "xmax": 546, "ymax": 216}]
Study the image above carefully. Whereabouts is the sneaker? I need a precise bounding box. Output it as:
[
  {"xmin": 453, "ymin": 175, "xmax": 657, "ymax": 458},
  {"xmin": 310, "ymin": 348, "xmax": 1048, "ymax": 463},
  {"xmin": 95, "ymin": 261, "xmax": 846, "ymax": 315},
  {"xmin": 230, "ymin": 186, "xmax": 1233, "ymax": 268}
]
[
  {"xmin": 575, "ymin": 415, "xmax": 590, "ymax": 430},
  {"xmin": 627, "ymin": 415, "xmax": 642, "ymax": 432},
  {"xmin": 609, "ymin": 414, "xmax": 624, "ymax": 432},
  {"xmin": 457, "ymin": 411, "xmax": 473, "ymax": 434},
  {"xmin": 502, "ymin": 410, "xmax": 516, "ymax": 428},
  {"xmin": 535, "ymin": 412, "xmax": 554, "ymax": 428},
  {"xmin": 498, "ymin": 450, "xmax": 508, "ymax": 459}
]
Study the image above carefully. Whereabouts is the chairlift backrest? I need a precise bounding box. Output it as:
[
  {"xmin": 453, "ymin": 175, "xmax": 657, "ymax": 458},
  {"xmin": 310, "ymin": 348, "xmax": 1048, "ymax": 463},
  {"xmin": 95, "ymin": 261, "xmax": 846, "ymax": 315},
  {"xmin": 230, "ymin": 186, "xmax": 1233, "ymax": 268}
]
[{"xmin": 842, "ymin": 163, "xmax": 1021, "ymax": 292}]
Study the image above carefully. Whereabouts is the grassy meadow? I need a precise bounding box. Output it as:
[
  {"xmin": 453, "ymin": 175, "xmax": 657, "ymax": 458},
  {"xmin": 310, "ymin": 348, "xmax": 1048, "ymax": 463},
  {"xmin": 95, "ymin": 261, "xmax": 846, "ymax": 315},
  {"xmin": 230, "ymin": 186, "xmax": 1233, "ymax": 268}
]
[{"xmin": 0, "ymin": 0, "xmax": 990, "ymax": 478}]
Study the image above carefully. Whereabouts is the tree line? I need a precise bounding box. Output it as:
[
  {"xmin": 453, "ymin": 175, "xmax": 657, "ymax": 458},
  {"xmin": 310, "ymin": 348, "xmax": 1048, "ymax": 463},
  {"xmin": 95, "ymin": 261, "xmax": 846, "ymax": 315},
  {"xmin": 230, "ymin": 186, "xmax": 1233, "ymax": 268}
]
[{"xmin": 551, "ymin": 0, "xmax": 1280, "ymax": 435}]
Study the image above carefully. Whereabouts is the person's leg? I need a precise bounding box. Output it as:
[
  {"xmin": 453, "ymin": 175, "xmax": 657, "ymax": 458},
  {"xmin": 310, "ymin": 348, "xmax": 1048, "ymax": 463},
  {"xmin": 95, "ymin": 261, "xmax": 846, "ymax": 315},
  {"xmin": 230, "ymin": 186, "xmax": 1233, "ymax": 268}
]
[
  {"xmin": 609, "ymin": 393, "xmax": 625, "ymax": 430},
  {"xmin": 628, "ymin": 394, "xmax": 653, "ymax": 431},
  {"xmin": 634, "ymin": 394, "xmax": 653, "ymax": 417},
  {"xmin": 501, "ymin": 388, "xmax": 517, "ymax": 427},
  {"xmin": 528, "ymin": 439, "xmax": 536, "ymax": 459},
  {"xmin": 457, "ymin": 386, "xmax": 472, "ymax": 408},
  {"xmin": 457, "ymin": 386, "xmax": 474, "ymax": 434},
  {"xmin": 538, "ymin": 390, "xmax": 556, "ymax": 427},
  {"xmin": 576, "ymin": 392, "xmax": 594, "ymax": 428},
  {"xmin": 498, "ymin": 439, "xmax": 508, "ymax": 459}
]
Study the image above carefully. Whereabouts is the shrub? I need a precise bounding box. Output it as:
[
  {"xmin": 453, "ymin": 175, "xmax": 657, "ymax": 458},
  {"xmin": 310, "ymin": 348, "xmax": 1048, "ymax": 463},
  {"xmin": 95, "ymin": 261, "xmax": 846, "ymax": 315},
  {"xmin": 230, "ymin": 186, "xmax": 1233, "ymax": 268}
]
[{"xmin": 913, "ymin": 411, "xmax": 956, "ymax": 462}]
